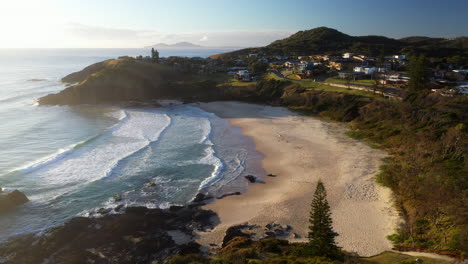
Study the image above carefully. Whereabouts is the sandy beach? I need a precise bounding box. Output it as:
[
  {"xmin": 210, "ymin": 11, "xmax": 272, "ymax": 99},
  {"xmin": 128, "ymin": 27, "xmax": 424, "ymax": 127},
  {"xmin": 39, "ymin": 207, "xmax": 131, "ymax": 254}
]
[{"xmin": 196, "ymin": 101, "xmax": 399, "ymax": 257}]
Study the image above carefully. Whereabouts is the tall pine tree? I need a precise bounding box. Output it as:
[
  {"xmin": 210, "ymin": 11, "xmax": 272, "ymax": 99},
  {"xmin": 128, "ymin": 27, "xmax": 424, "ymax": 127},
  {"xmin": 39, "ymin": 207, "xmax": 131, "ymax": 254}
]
[
  {"xmin": 408, "ymin": 55, "xmax": 429, "ymax": 91},
  {"xmin": 307, "ymin": 180, "xmax": 340, "ymax": 258}
]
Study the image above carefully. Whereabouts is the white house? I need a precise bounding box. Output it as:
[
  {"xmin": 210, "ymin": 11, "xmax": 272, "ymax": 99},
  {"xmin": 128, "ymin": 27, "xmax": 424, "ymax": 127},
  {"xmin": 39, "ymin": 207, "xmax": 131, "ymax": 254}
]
[
  {"xmin": 354, "ymin": 66, "xmax": 377, "ymax": 75},
  {"xmin": 284, "ymin": 61, "xmax": 299, "ymax": 68},
  {"xmin": 393, "ymin": 55, "xmax": 406, "ymax": 60},
  {"xmin": 343, "ymin": 52, "xmax": 354, "ymax": 59},
  {"xmin": 236, "ymin": 70, "xmax": 251, "ymax": 81}
]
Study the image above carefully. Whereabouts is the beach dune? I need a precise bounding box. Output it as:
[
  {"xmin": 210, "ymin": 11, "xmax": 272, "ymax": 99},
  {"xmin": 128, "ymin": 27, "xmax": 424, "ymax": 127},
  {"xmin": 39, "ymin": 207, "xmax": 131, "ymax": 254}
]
[{"xmin": 197, "ymin": 102, "xmax": 399, "ymax": 257}]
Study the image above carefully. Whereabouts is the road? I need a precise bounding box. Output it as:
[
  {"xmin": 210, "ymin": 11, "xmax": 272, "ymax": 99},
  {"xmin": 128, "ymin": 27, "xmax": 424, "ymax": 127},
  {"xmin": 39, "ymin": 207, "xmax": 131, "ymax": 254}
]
[{"xmin": 269, "ymin": 70, "xmax": 403, "ymax": 98}]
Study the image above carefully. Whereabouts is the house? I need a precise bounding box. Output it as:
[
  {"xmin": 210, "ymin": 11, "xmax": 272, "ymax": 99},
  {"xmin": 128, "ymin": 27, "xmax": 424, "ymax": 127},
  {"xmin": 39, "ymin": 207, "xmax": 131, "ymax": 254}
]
[
  {"xmin": 275, "ymin": 55, "xmax": 289, "ymax": 60},
  {"xmin": 393, "ymin": 55, "xmax": 406, "ymax": 60},
  {"xmin": 380, "ymin": 74, "xmax": 408, "ymax": 85},
  {"xmin": 236, "ymin": 70, "xmax": 252, "ymax": 81},
  {"xmin": 354, "ymin": 66, "xmax": 376, "ymax": 75},
  {"xmin": 343, "ymin": 53, "xmax": 354, "ymax": 59},
  {"xmin": 284, "ymin": 61, "xmax": 300, "ymax": 68},
  {"xmin": 354, "ymin": 66, "xmax": 388, "ymax": 74},
  {"xmin": 329, "ymin": 58, "xmax": 359, "ymax": 71},
  {"xmin": 310, "ymin": 55, "xmax": 330, "ymax": 61},
  {"xmin": 248, "ymin": 53, "xmax": 258, "ymax": 58}
]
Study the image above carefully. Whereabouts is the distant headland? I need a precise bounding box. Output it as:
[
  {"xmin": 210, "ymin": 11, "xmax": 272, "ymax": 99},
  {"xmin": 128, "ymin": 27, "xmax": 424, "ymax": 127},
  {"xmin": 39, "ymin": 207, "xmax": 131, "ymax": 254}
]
[{"xmin": 144, "ymin": 41, "xmax": 242, "ymax": 49}]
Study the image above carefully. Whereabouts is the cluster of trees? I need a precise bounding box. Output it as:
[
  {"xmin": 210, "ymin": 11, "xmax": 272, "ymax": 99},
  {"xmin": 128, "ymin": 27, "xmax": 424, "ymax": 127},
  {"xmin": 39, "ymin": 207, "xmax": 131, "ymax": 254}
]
[{"xmin": 151, "ymin": 48, "xmax": 159, "ymax": 63}]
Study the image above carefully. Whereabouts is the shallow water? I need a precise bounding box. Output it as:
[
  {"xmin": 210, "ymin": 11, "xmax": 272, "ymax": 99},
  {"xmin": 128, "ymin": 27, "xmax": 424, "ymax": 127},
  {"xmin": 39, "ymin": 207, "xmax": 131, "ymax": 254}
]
[{"xmin": 0, "ymin": 48, "xmax": 258, "ymax": 240}]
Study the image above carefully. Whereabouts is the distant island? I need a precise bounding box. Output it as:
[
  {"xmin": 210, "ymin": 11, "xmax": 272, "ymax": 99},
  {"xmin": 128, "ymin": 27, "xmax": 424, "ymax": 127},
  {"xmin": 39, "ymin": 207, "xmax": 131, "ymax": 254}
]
[
  {"xmin": 145, "ymin": 42, "xmax": 203, "ymax": 49},
  {"xmin": 144, "ymin": 41, "xmax": 242, "ymax": 49}
]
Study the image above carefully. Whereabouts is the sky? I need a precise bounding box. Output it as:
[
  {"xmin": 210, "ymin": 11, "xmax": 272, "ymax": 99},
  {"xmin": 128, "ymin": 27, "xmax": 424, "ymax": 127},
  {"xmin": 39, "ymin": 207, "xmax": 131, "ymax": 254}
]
[{"xmin": 0, "ymin": 0, "xmax": 467, "ymax": 48}]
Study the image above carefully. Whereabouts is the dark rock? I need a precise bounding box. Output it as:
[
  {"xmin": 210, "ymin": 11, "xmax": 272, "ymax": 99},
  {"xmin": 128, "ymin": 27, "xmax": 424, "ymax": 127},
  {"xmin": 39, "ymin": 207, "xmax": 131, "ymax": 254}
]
[
  {"xmin": 274, "ymin": 229, "xmax": 284, "ymax": 235},
  {"xmin": 264, "ymin": 231, "xmax": 276, "ymax": 238},
  {"xmin": 192, "ymin": 193, "xmax": 213, "ymax": 204},
  {"xmin": 0, "ymin": 190, "xmax": 29, "ymax": 214},
  {"xmin": 222, "ymin": 225, "xmax": 251, "ymax": 247},
  {"xmin": 267, "ymin": 173, "xmax": 277, "ymax": 177},
  {"xmin": 113, "ymin": 194, "xmax": 122, "ymax": 202},
  {"xmin": 177, "ymin": 241, "xmax": 201, "ymax": 255},
  {"xmin": 216, "ymin": 192, "xmax": 241, "ymax": 199},
  {"xmin": 244, "ymin": 175, "xmax": 256, "ymax": 183},
  {"xmin": 209, "ymin": 243, "xmax": 218, "ymax": 247},
  {"xmin": 114, "ymin": 204, "xmax": 125, "ymax": 212},
  {"xmin": 169, "ymin": 205, "xmax": 184, "ymax": 212},
  {"xmin": 293, "ymin": 233, "xmax": 301, "ymax": 238},
  {"xmin": 97, "ymin": 207, "xmax": 112, "ymax": 215},
  {"xmin": 0, "ymin": 204, "xmax": 219, "ymax": 263},
  {"xmin": 125, "ymin": 206, "xmax": 149, "ymax": 215}
]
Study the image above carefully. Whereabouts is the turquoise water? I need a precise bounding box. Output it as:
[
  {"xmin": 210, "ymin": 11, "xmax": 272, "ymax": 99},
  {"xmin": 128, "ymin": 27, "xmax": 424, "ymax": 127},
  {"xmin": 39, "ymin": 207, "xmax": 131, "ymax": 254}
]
[{"xmin": 0, "ymin": 49, "xmax": 257, "ymax": 240}]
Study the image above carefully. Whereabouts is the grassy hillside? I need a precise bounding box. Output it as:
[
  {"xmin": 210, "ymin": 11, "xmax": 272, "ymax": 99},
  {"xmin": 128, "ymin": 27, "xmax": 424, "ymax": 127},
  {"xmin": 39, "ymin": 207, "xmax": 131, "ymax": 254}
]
[
  {"xmin": 213, "ymin": 27, "xmax": 468, "ymax": 59},
  {"xmin": 38, "ymin": 58, "xmax": 219, "ymax": 105}
]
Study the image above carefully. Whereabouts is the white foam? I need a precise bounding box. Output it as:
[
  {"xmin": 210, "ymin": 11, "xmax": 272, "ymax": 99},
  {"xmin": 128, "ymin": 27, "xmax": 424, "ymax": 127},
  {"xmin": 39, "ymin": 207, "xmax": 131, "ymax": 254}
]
[
  {"xmin": 12, "ymin": 140, "xmax": 89, "ymax": 174},
  {"xmin": 196, "ymin": 118, "xmax": 225, "ymax": 192},
  {"xmin": 22, "ymin": 109, "xmax": 172, "ymax": 202}
]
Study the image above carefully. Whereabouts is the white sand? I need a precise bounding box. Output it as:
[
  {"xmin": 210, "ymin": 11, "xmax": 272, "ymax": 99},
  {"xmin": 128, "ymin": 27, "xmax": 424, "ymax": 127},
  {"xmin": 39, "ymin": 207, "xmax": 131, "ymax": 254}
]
[{"xmin": 196, "ymin": 101, "xmax": 400, "ymax": 257}]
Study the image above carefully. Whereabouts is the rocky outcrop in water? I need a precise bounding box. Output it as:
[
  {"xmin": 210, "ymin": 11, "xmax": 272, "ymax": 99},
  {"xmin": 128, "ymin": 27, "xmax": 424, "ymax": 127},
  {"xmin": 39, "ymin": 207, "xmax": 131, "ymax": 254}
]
[
  {"xmin": 0, "ymin": 205, "xmax": 217, "ymax": 264},
  {"xmin": 0, "ymin": 189, "xmax": 29, "ymax": 214}
]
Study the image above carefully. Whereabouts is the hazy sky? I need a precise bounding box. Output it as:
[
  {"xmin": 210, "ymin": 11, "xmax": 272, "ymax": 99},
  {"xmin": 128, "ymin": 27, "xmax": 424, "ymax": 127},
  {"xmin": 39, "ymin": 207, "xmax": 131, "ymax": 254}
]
[{"xmin": 0, "ymin": 0, "xmax": 467, "ymax": 48}]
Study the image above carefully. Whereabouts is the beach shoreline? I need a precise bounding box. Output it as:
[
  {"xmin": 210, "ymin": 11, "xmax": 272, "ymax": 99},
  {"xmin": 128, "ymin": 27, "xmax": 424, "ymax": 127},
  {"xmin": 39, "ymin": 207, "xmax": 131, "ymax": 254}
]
[{"xmin": 196, "ymin": 101, "xmax": 400, "ymax": 257}]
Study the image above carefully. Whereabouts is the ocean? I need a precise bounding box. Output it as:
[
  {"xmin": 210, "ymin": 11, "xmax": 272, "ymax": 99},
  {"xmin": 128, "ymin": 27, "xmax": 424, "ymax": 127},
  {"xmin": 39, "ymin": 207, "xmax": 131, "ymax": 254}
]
[{"xmin": 0, "ymin": 48, "xmax": 261, "ymax": 240}]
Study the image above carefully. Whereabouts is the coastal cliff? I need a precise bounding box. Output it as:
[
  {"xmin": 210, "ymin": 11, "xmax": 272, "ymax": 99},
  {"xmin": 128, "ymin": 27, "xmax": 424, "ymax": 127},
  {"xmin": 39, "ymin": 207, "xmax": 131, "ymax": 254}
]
[{"xmin": 38, "ymin": 58, "xmax": 217, "ymax": 105}]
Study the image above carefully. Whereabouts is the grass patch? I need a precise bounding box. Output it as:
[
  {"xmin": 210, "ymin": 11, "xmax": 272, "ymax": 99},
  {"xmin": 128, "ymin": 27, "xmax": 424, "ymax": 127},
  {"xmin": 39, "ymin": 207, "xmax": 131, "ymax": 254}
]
[
  {"xmin": 360, "ymin": 251, "xmax": 452, "ymax": 264},
  {"xmin": 325, "ymin": 77, "xmax": 375, "ymax": 86},
  {"xmin": 265, "ymin": 73, "xmax": 385, "ymax": 100}
]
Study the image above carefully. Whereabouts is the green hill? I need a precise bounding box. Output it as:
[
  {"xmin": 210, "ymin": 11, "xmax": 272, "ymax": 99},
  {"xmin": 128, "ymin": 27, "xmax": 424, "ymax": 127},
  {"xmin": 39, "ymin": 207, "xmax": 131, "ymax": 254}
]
[
  {"xmin": 38, "ymin": 58, "xmax": 218, "ymax": 105},
  {"xmin": 213, "ymin": 27, "xmax": 468, "ymax": 58}
]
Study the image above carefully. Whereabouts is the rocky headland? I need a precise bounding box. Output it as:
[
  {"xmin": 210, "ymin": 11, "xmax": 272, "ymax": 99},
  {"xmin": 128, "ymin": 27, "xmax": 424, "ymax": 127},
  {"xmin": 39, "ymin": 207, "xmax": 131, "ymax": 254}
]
[{"xmin": 38, "ymin": 58, "xmax": 218, "ymax": 105}]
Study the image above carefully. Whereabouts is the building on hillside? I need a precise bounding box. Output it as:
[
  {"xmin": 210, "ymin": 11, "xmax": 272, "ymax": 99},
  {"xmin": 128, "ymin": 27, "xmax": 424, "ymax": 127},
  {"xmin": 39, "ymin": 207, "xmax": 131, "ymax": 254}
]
[
  {"xmin": 310, "ymin": 55, "xmax": 330, "ymax": 61},
  {"xmin": 329, "ymin": 58, "xmax": 359, "ymax": 71},
  {"xmin": 342, "ymin": 52, "xmax": 354, "ymax": 59},
  {"xmin": 284, "ymin": 61, "xmax": 300, "ymax": 68},
  {"xmin": 236, "ymin": 70, "xmax": 252, "ymax": 81},
  {"xmin": 248, "ymin": 53, "xmax": 258, "ymax": 58},
  {"xmin": 274, "ymin": 55, "xmax": 289, "ymax": 60},
  {"xmin": 393, "ymin": 55, "xmax": 406, "ymax": 60}
]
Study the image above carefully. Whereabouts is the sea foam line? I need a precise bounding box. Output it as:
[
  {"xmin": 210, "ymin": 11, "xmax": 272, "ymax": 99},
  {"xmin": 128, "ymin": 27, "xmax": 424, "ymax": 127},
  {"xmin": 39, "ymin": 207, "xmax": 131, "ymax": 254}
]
[
  {"xmin": 11, "ymin": 110, "xmax": 129, "ymax": 174},
  {"xmin": 101, "ymin": 112, "xmax": 173, "ymax": 180},
  {"xmin": 196, "ymin": 118, "xmax": 225, "ymax": 192}
]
